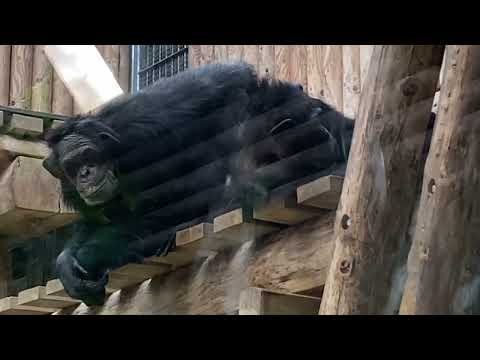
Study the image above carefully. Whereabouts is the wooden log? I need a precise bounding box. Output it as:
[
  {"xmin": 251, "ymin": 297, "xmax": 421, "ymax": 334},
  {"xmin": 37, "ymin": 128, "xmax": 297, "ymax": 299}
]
[
  {"xmin": 319, "ymin": 45, "xmax": 444, "ymax": 315},
  {"xmin": 17, "ymin": 285, "xmax": 80, "ymax": 309},
  {"xmin": 307, "ymin": 45, "xmax": 324, "ymax": 99},
  {"xmin": 0, "ymin": 296, "xmax": 57, "ymax": 315},
  {"xmin": 107, "ymin": 261, "xmax": 171, "ymax": 291},
  {"xmin": 213, "ymin": 208, "xmax": 280, "ymax": 244},
  {"xmin": 214, "ymin": 45, "xmax": 229, "ymax": 63},
  {"xmin": 399, "ymin": 45, "xmax": 480, "ymax": 315},
  {"xmin": 9, "ymin": 45, "xmax": 34, "ymax": 110},
  {"xmin": 31, "ymin": 45, "xmax": 53, "ymax": 113},
  {"xmin": 275, "ymin": 45, "xmax": 290, "ymax": 83},
  {"xmin": 297, "ymin": 175, "xmax": 344, "ymax": 210},
  {"xmin": 239, "ymin": 287, "xmax": 321, "ymax": 315},
  {"xmin": 0, "ymin": 156, "xmax": 79, "ymax": 237},
  {"xmin": 0, "ymin": 45, "xmax": 11, "ymax": 106},
  {"xmin": 291, "ymin": 45, "xmax": 307, "ymax": 91},
  {"xmin": 101, "ymin": 45, "xmax": 120, "ymax": 80},
  {"xmin": 342, "ymin": 45, "xmax": 361, "ymax": 118},
  {"xmin": 2, "ymin": 113, "xmax": 43, "ymax": 138},
  {"xmin": 59, "ymin": 213, "xmax": 335, "ymax": 315},
  {"xmin": 118, "ymin": 45, "xmax": 130, "ymax": 92},
  {"xmin": 360, "ymin": 45, "xmax": 374, "ymax": 92},
  {"xmin": 0, "ymin": 134, "xmax": 49, "ymax": 158},
  {"xmin": 322, "ymin": 45, "xmax": 343, "ymax": 111},
  {"xmin": 51, "ymin": 73, "xmax": 73, "ymax": 116},
  {"xmin": 258, "ymin": 45, "xmax": 275, "ymax": 79}
]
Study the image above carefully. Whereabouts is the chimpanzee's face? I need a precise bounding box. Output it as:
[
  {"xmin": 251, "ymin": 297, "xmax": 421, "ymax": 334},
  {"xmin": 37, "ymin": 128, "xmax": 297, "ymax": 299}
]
[{"xmin": 43, "ymin": 133, "xmax": 119, "ymax": 206}]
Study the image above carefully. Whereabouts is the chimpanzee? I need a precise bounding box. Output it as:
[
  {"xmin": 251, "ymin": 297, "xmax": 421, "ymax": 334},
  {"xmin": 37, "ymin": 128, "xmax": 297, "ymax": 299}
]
[{"xmin": 43, "ymin": 61, "xmax": 355, "ymax": 305}]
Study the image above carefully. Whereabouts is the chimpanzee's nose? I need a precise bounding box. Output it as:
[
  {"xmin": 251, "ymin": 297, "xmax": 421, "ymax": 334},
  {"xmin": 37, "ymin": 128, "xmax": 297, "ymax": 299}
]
[{"xmin": 79, "ymin": 165, "xmax": 93, "ymax": 180}]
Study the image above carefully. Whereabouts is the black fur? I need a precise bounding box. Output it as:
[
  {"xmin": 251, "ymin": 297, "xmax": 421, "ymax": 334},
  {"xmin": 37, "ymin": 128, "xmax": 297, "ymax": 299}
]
[{"xmin": 46, "ymin": 61, "xmax": 354, "ymax": 305}]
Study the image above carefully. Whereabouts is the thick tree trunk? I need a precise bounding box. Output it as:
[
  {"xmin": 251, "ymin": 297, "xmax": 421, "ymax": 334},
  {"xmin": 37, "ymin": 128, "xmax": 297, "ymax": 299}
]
[
  {"xmin": 400, "ymin": 45, "xmax": 480, "ymax": 315},
  {"xmin": 319, "ymin": 45, "xmax": 444, "ymax": 315}
]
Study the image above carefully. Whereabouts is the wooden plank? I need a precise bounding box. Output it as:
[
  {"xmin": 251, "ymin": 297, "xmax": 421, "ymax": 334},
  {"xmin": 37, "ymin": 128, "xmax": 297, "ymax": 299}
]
[
  {"xmin": 188, "ymin": 45, "xmax": 202, "ymax": 69},
  {"xmin": 258, "ymin": 45, "xmax": 275, "ymax": 79},
  {"xmin": 0, "ymin": 156, "xmax": 78, "ymax": 237},
  {"xmin": 0, "ymin": 134, "xmax": 49, "ymax": 158},
  {"xmin": 59, "ymin": 213, "xmax": 335, "ymax": 315},
  {"xmin": 253, "ymin": 193, "xmax": 325, "ymax": 225},
  {"xmin": 213, "ymin": 208, "xmax": 280, "ymax": 244},
  {"xmin": 214, "ymin": 45, "xmax": 229, "ymax": 63},
  {"xmin": 243, "ymin": 46, "xmax": 259, "ymax": 72},
  {"xmin": 118, "ymin": 45, "xmax": 130, "ymax": 92},
  {"xmin": 239, "ymin": 287, "xmax": 321, "ymax": 315},
  {"xmin": 228, "ymin": 45, "xmax": 244, "ymax": 62},
  {"xmin": 51, "ymin": 72, "xmax": 73, "ymax": 116},
  {"xmin": 307, "ymin": 45, "xmax": 324, "ymax": 99},
  {"xmin": 3, "ymin": 113, "xmax": 43, "ymax": 138},
  {"xmin": 18, "ymin": 285, "xmax": 80, "ymax": 309},
  {"xmin": 342, "ymin": 45, "xmax": 361, "ymax": 118},
  {"xmin": 319, "ymin": 45, "xmax": 444, "ymax": 315},
  {"xmin": 0, "ymin": 45, "xmax": 11, "ymax": 106},
  {"xmin": 9, "ymin": 45, "xmax": 34, "ymax": 110},
  {"xmin": 31, "ymin": 45, "xmax": 53, "ymax": 113},
  {"xmin": 322, "ymin": 45, "xmax": 343, "ymax": 110},
  {"xmin": 291, "ymin": 45, "xmax": 307, "ymax": 90},
  {"xmin": 0, "ymin": 296, "xmax": 57, "ymax": 315},
  {"xmin": 101, "ymin": 45, "xmax": 120, "ymax": 80},
  {"xmin": 297, "ymin": 175, "xmax": 344, "ymax": 210},
  {"xmin": 197, "ymin": 45, "xmax": 215, "ymax": 66},
  {"xmin": 275, "ymin": 45, "xmax": 290, "ymax": 82},
  {"xmin": 399, "ymin": 45, "xmax": 480, "ymax": 315}
]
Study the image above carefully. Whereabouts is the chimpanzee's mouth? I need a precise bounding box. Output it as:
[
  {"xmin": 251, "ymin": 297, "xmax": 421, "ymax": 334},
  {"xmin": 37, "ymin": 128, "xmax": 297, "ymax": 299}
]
[{"xmin": 81, "ymin": 170, "xmax": 119, "ymax": 206}]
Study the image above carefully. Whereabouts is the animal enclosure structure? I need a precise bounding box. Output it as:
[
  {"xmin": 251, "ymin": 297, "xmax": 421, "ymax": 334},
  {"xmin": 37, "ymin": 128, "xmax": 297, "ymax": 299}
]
[{"xmin": 0, "ymin": 45, "xmax": 477, "ymax": 315}]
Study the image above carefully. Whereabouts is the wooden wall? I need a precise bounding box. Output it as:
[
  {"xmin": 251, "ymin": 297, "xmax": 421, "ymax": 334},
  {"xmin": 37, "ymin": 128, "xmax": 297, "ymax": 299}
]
[
  {"xmin": 0, "ymin": 45, "xmax": 131, "ymax": 116},
  {"xmin": 189, "ymin": 45, "xmax": 375, "ymax": 119}
]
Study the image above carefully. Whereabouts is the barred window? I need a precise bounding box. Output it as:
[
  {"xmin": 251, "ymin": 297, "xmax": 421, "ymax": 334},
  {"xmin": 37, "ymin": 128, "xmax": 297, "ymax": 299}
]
[{"xmin": 131, "ymin": 45, "xmax": 189, "ymax": 92}]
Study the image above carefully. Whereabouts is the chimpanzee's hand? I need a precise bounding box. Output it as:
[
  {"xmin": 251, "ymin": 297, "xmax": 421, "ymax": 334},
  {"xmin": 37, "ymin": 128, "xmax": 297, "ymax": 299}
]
[{"xmin": 56, "ymin": 248, "xmax": 108, "ymax": 306}]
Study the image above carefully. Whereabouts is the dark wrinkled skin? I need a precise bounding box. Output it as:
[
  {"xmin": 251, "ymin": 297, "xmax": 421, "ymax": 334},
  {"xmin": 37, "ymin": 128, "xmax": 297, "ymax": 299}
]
[{"xmin": 43, "ymin": 61, "xmax": 355, "ymax": 306}]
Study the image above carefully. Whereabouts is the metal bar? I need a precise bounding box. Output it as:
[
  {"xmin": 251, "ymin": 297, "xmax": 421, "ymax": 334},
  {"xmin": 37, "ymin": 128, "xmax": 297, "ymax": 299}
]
[
  {"xmin": 0, "ymin": 105, "xmax": 68, "ymax": 121},
  {"xmin": 138, "ymin": 47, "xmax": 188, "ymax": 74}
]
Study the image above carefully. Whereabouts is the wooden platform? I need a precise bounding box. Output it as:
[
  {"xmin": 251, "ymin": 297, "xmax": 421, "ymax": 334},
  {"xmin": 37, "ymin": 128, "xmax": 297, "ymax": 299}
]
[{"xmin": 0, "ymin": 172, "xmax": 344, "ymax": 315}]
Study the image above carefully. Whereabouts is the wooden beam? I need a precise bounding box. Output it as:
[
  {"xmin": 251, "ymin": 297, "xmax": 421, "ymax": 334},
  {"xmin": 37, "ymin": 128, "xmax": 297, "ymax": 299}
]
[
  {"xmin": 319, "ymin": 45, "xmax": 444, "ymax": 315},
  {"xmin": 258, "ymin": 45, "xmax": 275, "ymax": 79},
  {"xmin": 17, "ymin": 285, "xmax": 80, "ymax": 309},
  {"xmin": 307, "ymin": 45, "xmax": 323, "ymax": 99},
  {"xmin": 297, "ymin": 175, "xmax": 344, "ymax": 210},
  {"xmin": 0, "ymin": 45, "xmax": 11, "ymax": 107},
  {"xmin": 342, "ymin": 45, "xmax": 361, "ymax": 118},
  {"xmin": 2, "ymin": 113, "xmax": 44, "ymax": 138},
  {"xmin": 0, "ymin": 134, "xmax": 49, "ymax": 158},
  {"xmin": 322, "ymin": 45, "xmax": 343, "ymax": 111},
  {"xmin": 118, "ymin": 45, "xmax": 130, "ymax": 92},
  {"xmin": 58, "ymin": 213, "xmax": 335, "ymax": 315},
  {"xmin": 0, "ymin": 296, "xmax": 57, "ymax": 315},
  {"xmin": 106, "ymin": 262, "xmax": 171, "ymax": 291},
  {"xmin": 213, "ymin": 208, "xmax": 280, "ymax": 244},
  {"xmin": 51, "ymin": 72, "xmax": 73, "ymax": 116},
  {"xmin": 0, "ymin": 156, "xmax": 78, "ymax": 237},
  {"xmin": 239, "ymin": 287, "xmax": 321, "ymax": 315},
  {"xmin": 399, "ymin": 45, "xmax": 480, "ymax": 315},
  {"xmin": 9, "ymin": 45, "xmax": 34, "ymax": 110}
]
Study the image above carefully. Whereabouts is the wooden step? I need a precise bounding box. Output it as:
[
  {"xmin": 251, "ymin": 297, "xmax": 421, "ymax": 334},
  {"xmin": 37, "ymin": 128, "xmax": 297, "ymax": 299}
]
[
  {"xmin": 239, "ymin": 287, "xmax": 321, "ymax": 315},
  {"xmin": 106, "ymin": 262, "xmax": 172, "ymax": 291},
  {"xmin": 17, "ymin": 285, "xmax": 80, "ymax": 309},
  {"xmin": 0, "ymin": 296, "xmax": 57, "ymax": 315},
  {"xmin": 297, "ymin": 175, "xmax": 344, "ymax": 210}
]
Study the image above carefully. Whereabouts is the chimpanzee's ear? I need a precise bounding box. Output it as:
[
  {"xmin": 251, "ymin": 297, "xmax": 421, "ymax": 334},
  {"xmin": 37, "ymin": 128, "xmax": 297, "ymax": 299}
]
[{"xmin": 42, "ymin": 154, "xmax": 64, "ymax": 179}]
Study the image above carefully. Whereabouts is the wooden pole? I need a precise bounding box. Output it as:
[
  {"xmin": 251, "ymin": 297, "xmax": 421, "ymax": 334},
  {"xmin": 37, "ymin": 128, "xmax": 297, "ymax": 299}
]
[
  {"xmin": 31, "ymin": 45, "xmax": 53, "ymax": 113},
  {"xmin": 318, "ymin": 45, "xmax": 444, "ymax": 315},
  {"xmin": 399, "ymin": 45, "xmax": 480, "ymax": 315},
  {"xmin": 0, "ymin": 45, "xmax": 11, "ymax": 106},
  {"xmin": 9, "ymin": 45, "xmax": 33, "ymax": 110},
  {"xmin": 118, "ymin": 45, "xmax": 130, "ymax": 92}
]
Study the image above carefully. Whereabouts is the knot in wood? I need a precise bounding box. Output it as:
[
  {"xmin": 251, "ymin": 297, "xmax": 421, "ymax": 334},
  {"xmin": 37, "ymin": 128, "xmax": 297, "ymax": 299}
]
[
  {"xmin": 400, "ymin": 77, "xmax": 419, "ymax": 97},
  {"xmin": 339, "ymin": 258, "xmax": 354, "ymax": 276}
]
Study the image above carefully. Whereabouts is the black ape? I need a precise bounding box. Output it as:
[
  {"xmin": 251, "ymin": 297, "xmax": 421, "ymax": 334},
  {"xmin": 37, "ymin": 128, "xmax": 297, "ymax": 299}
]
[{"xmin": 43, "ymin": 61, "xmax": 354, "ymax": 305}]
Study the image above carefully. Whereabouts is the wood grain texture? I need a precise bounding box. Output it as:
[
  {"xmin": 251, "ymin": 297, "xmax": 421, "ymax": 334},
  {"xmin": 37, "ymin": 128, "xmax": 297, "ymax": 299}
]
[
  {"xmin": 275, "ymin": 45, "xmax": 290, "ymax": 82},
  {"xmin": 243, "ymin": 46, "xmax": 259, "ymax": 72},
  {"xmin": 118, "ymin": 45, "xmax": 130, "ymax": 92},
  {"xmin": 60, "ymin": 213, "xmax": 335, "ymax": 315},
  {"xmin": 322, "ymin": 45, "xmax": 343, "ymax": 110},
  {"xmin": 258, "ymin": 45, "xmax": 275, "ymax": 79},
  {"xmin": 51, "ymin": 73, "xmax": 73, "ymax": 116},
  {"xmin": 291, "ymin": 45, "xmax": 307, "ymax": 90},
  {"xmin": 399, "ymin": 45, "xmax": 480, "ymax": 315},
  {"xmin": 307, "ymin": 45, "xmax": 324, "ymax": 99},
  {"xmin": 31, "ymin": 45, "xmax": 53, "ymax": 113},
  {"xmin": 0, "ymin": 46, "xmax": 11, "ymax": 106},
  {"xmin": 342, "ymin": 45, "xmax": 361, "ymax": 118},
  {"xmin": 214, "ymin": 45, "xmax": 229, "ymax": 63},
  {"xmin": 228, "ymin": 45, "xmax": 244, "ymax": 62},
  {"xmin": 101, "ymin": 45, "xmax": 120, "ymax": 80},
  {"xmin": 360, "ymin": 45, "xmax": 374, "ymax": 92},
  {"xmin": 319, "ymin": 45, "xmax": 444, "ymax": 315},
  {"xmin": 9, "ymin": 45, "xmax": 33, "ymax": 110}
]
